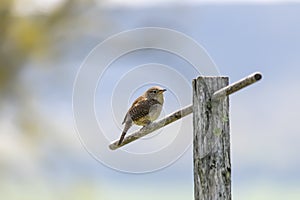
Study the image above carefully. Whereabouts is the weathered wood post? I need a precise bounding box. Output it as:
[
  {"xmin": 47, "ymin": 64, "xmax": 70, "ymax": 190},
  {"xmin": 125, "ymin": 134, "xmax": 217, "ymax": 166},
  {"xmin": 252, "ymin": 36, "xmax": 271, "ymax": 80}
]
[
  {"xmin": 192, "ymin": 73, "xmax": 262, "ymax": 200},
  {"xmin": 193, "ymin": 77, "xmax": 231, "ymax": 200}
]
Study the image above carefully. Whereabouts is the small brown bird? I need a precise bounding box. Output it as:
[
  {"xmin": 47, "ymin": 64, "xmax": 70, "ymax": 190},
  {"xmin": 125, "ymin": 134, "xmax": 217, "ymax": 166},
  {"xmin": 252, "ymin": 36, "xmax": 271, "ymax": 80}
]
[{"xmin": 118, "ymin": 86, "xmax": 167, "ymax": 145}]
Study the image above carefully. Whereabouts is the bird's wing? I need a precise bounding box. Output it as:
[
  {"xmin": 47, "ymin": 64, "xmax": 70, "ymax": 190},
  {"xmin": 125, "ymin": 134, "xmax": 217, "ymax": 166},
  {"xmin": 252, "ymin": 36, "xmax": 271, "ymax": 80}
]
[
  {"xmin": 122, "ymin": 96, "xmax": 144, "ymax": 124},
  {"xmin": 128, "ymin": 97, "xmax": 160, "ymax": 122},
  {"xmin": 122, "ymin": 96, "xmax": 145, "ymax": 124}
]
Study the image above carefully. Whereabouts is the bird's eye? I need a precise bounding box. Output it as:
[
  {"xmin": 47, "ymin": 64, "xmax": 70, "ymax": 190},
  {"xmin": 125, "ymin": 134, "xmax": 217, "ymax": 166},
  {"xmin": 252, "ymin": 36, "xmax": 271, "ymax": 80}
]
[{"xmin": 152, "ymin": 90, "xmax": 157, "ymax": 94}]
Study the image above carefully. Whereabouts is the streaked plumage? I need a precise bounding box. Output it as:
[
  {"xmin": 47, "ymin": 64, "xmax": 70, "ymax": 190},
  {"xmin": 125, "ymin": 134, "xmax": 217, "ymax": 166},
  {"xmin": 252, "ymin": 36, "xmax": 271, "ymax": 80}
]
[{"xmin": 118, "ymin": 86, "xmax": 166, "ymax": 145}]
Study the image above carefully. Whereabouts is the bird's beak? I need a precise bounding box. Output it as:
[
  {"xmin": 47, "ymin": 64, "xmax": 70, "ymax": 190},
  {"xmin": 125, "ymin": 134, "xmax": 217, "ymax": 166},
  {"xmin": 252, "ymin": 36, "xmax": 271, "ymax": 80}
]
[{"xmin": 159, "ymin": 89, "xmax": 167, "ymax": 93}]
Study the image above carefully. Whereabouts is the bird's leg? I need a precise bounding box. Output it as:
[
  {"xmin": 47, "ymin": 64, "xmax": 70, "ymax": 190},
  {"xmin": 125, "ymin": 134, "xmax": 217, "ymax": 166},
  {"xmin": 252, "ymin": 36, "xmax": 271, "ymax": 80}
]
[{"xmin": 140, "ymin": 120, "xmax": 152, "ymax": 131}]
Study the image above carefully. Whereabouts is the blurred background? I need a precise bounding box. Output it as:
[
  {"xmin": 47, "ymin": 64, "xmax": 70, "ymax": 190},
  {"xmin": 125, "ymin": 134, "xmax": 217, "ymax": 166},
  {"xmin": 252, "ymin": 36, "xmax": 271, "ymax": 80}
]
[{"xmin": 1, "ymin": 0, "xmax": 300, "ymax": 199}]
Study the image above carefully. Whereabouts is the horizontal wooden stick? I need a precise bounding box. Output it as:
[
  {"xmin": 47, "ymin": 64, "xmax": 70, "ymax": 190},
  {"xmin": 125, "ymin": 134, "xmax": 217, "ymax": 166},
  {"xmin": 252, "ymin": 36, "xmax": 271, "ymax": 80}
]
[
  {"xmin": 109, "ymin": 105, "xmax": 193, "ymax": 150},
  {"xmin": 212, "ymin": 72, "xmax": 262, "ymax": 100}
]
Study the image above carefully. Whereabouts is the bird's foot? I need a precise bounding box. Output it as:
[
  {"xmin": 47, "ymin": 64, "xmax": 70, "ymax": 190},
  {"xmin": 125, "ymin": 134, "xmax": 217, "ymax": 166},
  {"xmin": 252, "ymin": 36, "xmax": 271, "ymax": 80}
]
[
  {"xmin": 141, "ymin": 122, "xmax": 152, "ymax": 131},
  {"xmin": 140, "ymin": 126, "xmax": 147, "ymax": 131}
]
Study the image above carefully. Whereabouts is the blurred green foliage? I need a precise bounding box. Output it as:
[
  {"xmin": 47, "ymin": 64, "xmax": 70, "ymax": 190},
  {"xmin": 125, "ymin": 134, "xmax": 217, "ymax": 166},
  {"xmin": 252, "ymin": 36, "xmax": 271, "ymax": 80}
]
[
  {"xmin": 0, "ymin": 0, "xmax": 92, "ymax": 93},
  {"xmin": 1, "ymin": 0, "xmax": 44, "ymax": 94},
  {"xmin": 0, "ymin": 0, "xmax": 94, "ymax": 137}
]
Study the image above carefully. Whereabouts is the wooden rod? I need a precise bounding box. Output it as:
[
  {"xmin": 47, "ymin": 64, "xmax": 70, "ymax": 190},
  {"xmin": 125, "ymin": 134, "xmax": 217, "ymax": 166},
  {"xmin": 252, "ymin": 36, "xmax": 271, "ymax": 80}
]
[{"xmin": 212, "ymin": 72, "xmax": 262, "ymax": 101}]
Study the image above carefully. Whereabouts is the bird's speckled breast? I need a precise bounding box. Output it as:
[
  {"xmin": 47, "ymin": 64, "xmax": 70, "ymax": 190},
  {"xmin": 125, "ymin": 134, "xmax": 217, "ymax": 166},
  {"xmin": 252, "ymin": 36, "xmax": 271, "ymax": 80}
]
[{"xmin": 149, "ymin": 104, "xmax": 163, "ymax": 121}]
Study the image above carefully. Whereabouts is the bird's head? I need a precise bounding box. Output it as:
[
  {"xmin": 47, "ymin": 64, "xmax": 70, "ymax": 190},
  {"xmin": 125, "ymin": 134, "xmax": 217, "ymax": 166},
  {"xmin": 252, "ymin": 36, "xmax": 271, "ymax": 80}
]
[{"xmin": 145, "ymin": 86, "xmax": 167, "ymax": 103}]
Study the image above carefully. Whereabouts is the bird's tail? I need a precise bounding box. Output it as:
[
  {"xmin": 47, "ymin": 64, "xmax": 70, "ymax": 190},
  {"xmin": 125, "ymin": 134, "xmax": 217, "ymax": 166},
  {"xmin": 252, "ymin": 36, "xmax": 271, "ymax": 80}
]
[
  {"xmin": 118, "ymin": 121, "xmax": 132, "ymax": 146},
  {"xmin": 118, "ymin": 131, "xmax": 126, "ymax": 146}
]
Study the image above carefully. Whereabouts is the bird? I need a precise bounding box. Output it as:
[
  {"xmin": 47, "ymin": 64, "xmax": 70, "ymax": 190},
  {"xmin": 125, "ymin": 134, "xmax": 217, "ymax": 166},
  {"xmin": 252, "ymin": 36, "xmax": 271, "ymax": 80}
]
[{"xmin": 118, "ymin": 86, "xmax": 167, "ymax": 145}]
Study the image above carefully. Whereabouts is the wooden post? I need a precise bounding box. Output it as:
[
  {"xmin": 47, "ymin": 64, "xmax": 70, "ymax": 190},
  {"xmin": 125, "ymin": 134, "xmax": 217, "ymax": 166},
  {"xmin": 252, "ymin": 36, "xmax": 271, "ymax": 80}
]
[{"xmin": 193, "ymin": 77, "xmax": 231, "ymax": 200}]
